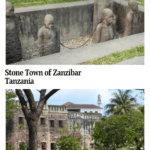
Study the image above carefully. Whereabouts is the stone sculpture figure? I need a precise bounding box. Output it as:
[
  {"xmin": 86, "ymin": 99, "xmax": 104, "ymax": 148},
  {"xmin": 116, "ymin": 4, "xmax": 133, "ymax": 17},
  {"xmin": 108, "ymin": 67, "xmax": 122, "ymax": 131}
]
[
  {"xmin": 38, "ymin": 14, "xmax": 60, "ymax": 56},
  {"xmin": 92, "ymin": 8, "xmax": 115, "ymax": 43},
  {"xmin": 93, "ymin": 0, "xmax": 113, "ymax": 32},
  {"xmin": 123, "ymin": 0, "xmax": 138, "ymax": 37},
  {"xmin": 6, "ymin": 1, "xmax": 22, "ymax": 64}
]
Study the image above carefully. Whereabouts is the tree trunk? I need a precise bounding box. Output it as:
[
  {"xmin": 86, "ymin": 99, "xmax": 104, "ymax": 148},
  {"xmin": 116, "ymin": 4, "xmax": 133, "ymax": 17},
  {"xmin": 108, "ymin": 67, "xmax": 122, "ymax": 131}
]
[{"xmin": 28, "ymin": 119, "xmax": 38, "ymax": 150}]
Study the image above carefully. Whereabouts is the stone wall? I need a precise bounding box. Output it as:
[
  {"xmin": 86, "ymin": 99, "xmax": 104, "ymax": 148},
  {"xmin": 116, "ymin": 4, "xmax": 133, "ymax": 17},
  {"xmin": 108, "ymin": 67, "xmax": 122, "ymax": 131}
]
[
  {"xmin": 6, "ymin": 109, "xmax": 68, "ymax": 150},
  {"xmin": 15, "ymin": 1, "xmax": 94, "ymax": 52},
  {"xmin": 6, "ymin": 101, "xmax": 102, "ymax": 150},
  {"xmin": 68, "ymin": 111, "xmax": 102, "ymax": 149}
]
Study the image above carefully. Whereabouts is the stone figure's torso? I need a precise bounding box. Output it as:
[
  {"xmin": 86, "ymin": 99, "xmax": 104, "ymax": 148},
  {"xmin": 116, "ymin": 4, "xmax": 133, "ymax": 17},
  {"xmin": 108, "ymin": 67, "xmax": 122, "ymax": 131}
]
[
  {"xmin": 38, "ymin": 26, "xmax": 60, "ymax": 56},
  {"xmin": 100, "ymin": 23, "xmax": 114, "ymax": 42},
  {"xmin": 42, "ymin": 27, "xmax": 57, "ymax": 52},
  {"xmin": 43, "ymin": 28, "xmax": 57, "ymax": 45}
]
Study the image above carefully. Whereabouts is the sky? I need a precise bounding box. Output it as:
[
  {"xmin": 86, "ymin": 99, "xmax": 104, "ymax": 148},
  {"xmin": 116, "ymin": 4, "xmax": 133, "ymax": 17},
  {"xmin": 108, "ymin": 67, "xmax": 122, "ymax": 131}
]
[{"xmin": 16, "ymin": 89, "xmax": 144, "ymax": 116}]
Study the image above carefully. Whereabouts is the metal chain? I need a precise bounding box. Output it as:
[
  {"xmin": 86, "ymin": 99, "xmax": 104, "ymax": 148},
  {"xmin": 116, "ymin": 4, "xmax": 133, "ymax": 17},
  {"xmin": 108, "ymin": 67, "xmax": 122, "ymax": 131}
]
[
  {"xmin": 60, "ymin": 32, "xmax": 95, "ymax": 49},
  {"xmin": 60, "ymin": 20, "xmax": 122, "ymax": 49},
  {"xmin": 60, "ymin": 36, "xmax": 92, "ymax": 49}
]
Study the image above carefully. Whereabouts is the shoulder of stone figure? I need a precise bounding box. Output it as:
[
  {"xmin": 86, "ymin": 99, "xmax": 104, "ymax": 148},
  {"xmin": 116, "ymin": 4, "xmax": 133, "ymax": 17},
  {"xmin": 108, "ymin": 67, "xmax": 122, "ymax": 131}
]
[
  {"xmin": 37, "ymin": 26, "xmax": 45, "ymax": 36},
  {"xmin": 96, "ymin": 23, "xmax": 102, "ymax": 31},
  {"xmin": 126, "ymin": 12, "xmax": 133, "ymax": 22}
]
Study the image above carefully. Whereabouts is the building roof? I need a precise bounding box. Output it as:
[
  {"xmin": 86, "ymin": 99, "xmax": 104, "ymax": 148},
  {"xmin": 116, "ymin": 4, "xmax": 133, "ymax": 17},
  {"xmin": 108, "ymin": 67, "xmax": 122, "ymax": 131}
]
[
  {"xmin": 62, "ymin": 102, "xmax": 75, "ymax": 106},
  {"xmin": 62, "ymin": 103, "xmax": 102, "ymax": 109}
]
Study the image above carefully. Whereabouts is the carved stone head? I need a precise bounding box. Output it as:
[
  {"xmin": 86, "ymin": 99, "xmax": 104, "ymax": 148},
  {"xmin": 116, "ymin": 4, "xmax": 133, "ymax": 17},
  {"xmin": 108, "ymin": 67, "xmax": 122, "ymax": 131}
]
[
  {"xmin": 128, "ymin": 0, "xmax": 138, "ymax": 14},
  {"xmin": 103, "ymin": 8, "xmax": 114, "ymax": 25},
  {"xmin": 6, "ymin": 1, "xmax": 14, "ymax": 17},
  {"xmin": 44, "ymin": 14, "xmax": 54, "ymax": 29}
]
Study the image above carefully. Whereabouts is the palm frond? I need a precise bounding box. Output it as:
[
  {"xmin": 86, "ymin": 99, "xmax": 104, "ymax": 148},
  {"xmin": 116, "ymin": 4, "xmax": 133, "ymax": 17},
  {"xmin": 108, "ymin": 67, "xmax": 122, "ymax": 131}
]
[
  {"xmin": 104, "ymin": 104, "xmax": 116, "ymax": 109},
  {"xmin": 105, "ymin": 89, "xmax": 137, "ymax": 115}
]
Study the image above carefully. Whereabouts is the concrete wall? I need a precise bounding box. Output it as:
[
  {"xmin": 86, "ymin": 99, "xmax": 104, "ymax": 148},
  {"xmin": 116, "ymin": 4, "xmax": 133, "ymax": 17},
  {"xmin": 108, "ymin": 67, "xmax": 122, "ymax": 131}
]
[{"xmin": 15, "ymin": 1, "xmax": 94, "ymax": 51}]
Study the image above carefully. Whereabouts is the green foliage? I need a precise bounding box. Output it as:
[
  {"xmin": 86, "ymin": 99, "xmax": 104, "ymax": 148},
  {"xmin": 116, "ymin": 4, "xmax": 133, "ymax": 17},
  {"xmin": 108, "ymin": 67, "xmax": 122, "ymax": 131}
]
[
  {"xmin": 20, "ymin": 145, "xmax": 28, "ymax": 150},
  {"xmin": 56, "ymin": 121, "xmax": 84, "ymax": 150},
  {"xmin": 56, "ymin": 134, "xmax": 82, "ymax": 150},
  {"xmin": 125, "ymin": 0, "xmax": 144, "ymax": 6},
  {"xmin": 6, "ymin": 144, "xmax": 28, "ymax": 150},
  {"xmin": 137, "ymin": 106, "xmax": 144, "ymax": 115},
  {"xmin": 18, "ymin": 124, "xmax": 26, "ymax": 131},
  {"xmin": 80, "ymin": 45, "xmax": 144, "ymax": 65},
  {"xmin": 92, "ymin": 111, "xmax": 144, "ymax": 150},
  {"xmin": 69, "ymin": 120, "xmax": 80, "ymax": 132},
  {"xmin": 6, "ymin": 0, "xmax": 86, "ymax": 8},
  {"xmin": 57, "ymin": 124, "xmax": 69, "ymax": 133},
  {"xmin": 6, "ymin": 89, "xmax": 20, "ymax": 122},
  {"xmin": 124, "ymin": 111, "xmax": 144, "ymax": 149},
  {"xmin": 6, "ymin": 145, "xmax": 15, "ymax": 150},
  {"xmin": 82, "ymin": 148, "xmax": 88, "ymax": 150},
  {"xmin": 105, "ymin": 89, "xmax": 137, "ymax": 115},
  {"xmin": 92, "ymin": 115, "xmax": 126, "ymax": 150}
]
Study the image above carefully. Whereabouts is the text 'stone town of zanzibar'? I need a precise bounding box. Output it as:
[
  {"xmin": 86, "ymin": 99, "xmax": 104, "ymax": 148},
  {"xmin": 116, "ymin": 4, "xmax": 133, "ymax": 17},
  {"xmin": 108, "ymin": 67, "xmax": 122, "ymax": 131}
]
[{"xmin": 5, "ymin": 69, "xmax": 82, "ymax": 84}]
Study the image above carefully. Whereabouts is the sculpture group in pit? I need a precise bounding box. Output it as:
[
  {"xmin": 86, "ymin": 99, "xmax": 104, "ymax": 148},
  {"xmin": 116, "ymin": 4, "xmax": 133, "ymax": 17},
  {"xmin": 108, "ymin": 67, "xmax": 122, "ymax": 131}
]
[{"xmin": 6, "ymin": 0, "xmax": 139, "ymax": 63}]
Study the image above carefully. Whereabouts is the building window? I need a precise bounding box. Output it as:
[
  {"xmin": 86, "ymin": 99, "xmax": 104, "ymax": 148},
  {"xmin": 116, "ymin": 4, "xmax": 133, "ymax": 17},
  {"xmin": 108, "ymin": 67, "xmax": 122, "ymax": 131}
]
[
  {"xmin": 50, "ymin": 120, "xmax": 54, "ymax": 127},
  {"xmin": 19, "ymin": 117, "xmax": 24, "ymax": 125},
  {"xmin": 41, "ymin": 118, "xmax": 45, "ymax": 125},
  {"xmin": 41, "ymin": 142, "xmax": 46, "ymax": 150},
  {"xmin": 59, "ymin": 120, "xmax": 63, "ymax": 128},
  {"xmin": 51, "ymin": 143, "xmax": 55, "ymax": 150}
]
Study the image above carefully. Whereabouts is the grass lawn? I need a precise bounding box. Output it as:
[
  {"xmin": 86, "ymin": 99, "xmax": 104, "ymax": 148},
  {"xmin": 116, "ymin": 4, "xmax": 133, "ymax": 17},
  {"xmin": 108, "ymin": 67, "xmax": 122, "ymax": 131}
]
[
  {"xmin": 117, "ymin": 148, "xmax": 127, "ymax": 150},
  {"xmin": 7, "ymin": 0, "xmax": 86, "ymax": 8},
  {"xmin": 125, "ymin": 0, "xmax": 144, "ymax": 6},
  {"xmin": 7, "ymin": 0, "xmax": 144, "ymax": 8},
  {"xmin": 79, "ymin": 45, "xmax": 144, "ymax": 65}
]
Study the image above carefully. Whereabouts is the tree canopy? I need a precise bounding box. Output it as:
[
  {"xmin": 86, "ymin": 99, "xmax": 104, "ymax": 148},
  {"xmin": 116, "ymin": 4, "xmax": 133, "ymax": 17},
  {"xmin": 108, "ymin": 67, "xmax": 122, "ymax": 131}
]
[
  {"xmin": 6, "ymin": 89, "xmax": 20, "ymax": 122},
  {"xmin": 92, "ymin": 110, "xmax": 144, "ymax": 150},
  {"xmin": 105, "ymin": 89, "xmax": 137, "ymax": 115},
  {"xmin": 55, "ymin": 121, "xmax": 84, "ymax": 150}
]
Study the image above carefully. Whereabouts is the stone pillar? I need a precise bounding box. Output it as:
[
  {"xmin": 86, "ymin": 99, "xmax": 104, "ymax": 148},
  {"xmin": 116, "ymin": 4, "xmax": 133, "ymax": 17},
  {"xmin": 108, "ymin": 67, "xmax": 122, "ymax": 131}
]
[{"xmin": 6, "ymin": 1, "xmax": 22, "ymax": 64}]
